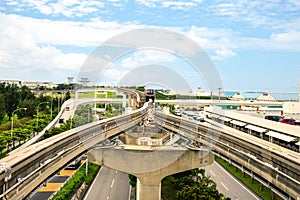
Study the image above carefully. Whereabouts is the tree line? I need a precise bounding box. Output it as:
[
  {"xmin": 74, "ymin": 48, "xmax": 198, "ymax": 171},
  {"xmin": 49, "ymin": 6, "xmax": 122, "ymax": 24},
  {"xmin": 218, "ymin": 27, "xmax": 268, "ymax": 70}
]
[
  {"xmin": 0, "ymin": 83, "xmax": 70, "ymax": 122},
  {"xmin": 0, "ymin": 83, "xmax": 71, "ymax": 155}
]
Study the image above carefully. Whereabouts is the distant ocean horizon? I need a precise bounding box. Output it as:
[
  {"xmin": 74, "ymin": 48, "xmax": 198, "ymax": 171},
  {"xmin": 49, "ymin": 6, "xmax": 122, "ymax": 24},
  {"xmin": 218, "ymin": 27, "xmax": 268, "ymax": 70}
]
[{"xmin": 224, "ymin": 91, "xmax": 299, "ymax": 101}]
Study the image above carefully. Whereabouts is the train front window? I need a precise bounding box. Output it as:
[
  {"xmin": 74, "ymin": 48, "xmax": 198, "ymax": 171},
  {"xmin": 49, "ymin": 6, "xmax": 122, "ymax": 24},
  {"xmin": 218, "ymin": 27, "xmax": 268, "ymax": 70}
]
[{"xmin": 146, "ymin": 89, "xmax": 154, "ymax": 94}]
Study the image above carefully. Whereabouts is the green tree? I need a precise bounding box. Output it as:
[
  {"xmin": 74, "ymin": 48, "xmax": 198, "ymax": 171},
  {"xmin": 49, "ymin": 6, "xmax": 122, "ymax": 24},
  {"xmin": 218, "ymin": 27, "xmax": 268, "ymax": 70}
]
[
  {"xmin": 65, "ymin": 90, "xmax": 71, "ymax": 100},
  {"xmin": 4, "ymin": 84, "xmax": 20, "ymax": 120},
  {"xmin": 73, "ymin": 104, "xmax": 95, "ymax": 127},
  {"xmin": 162, "ymin": 169, "xmax": 230, "ymax": 200},
  {"xmin": 0, "ymin": 93, "xmax": 5, "ymax": 122},
  {"xmin": 19, "ymin": 99, "xmax": 36, "ymax": 118},
  {"xmin": 106, "ymin": 104, "xmax": 112, "ymax": 113},
  {"xmin": 20, "ymin": 85, "xmax": 35, "ymax": 100},
  {"xmin": 128, "ymin": 174, "xmax": 137, "ymax": 188},
  {"xmin": 0, "ymin": 134, "xmax": 8, "ymax": 154}
]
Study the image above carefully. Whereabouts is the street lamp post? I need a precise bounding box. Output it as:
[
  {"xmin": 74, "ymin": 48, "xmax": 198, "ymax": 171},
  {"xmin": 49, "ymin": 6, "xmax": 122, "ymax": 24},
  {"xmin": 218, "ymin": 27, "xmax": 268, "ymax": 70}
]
[
  {"xmin": 36, "ymin": 102, "xmax": 49, "ymax": 129},
  {"xmin": 218, "ymin": 87, "xmax": 222, "ymax": 102},
  {"xmin": 10, "ymin": 107, "xmax": 27, "ymax": 148},
  {"xmin": 50, "ymin": 98, "xmax": 53, "ymax": 120}
]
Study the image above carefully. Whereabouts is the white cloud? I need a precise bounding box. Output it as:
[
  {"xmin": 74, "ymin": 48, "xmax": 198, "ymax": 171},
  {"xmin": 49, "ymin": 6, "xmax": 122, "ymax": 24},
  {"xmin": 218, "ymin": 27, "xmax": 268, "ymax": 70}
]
[
  {"xmin": 135, "ymin": 0, "xmax": 202, "ymax": 10},
  {"xmin": 237, "ymin": 32, "xmax": 300, "ymax": 51},
  {"xmin": 8, "ymin": 0, "xmax": 105, "ymax": 17},
  {"xmin": 1, "ymin": 6, "xmax": 300, "ymax": 83},
  {"xmin": 270, "ymin": 32, "xmax": 300, "ymax": 43},
  {"xmin": 0, "ymin": 13, "xmax": 87, "ymax": 82},
  {"xmin": 213, "ymin": 49, "xmax": 237, "ymax": 60},
  {"xmin": 99, "ymin": 68, "xmax": 129, "ymax": 85},
  {"xmin": 161, "ymin": 1, "xmax": 196, "ymax": 10},
  {"xmin": 209, "ymin": 1, "xmax": 300, "ymax": 31},
  {"xmin": 0, "ymin": 13, "xmax": 141, "ymax": 47},
  {"xmin": 107, "ymin": 0, "xmax": 121, "ymax": 2},
  {"xmin": 6, "ymin": 0, "xmax": 19, "ymax": 6},
  {"xmin": 185, "ymin": 25, "xmax": 300, "ymax": 58},
  {"xmin": 121, "ymin": 50, "xmax": 176, "ymax": 68},
  {"xmin": 185, "ymin": 25, "xmax": 238, "ymax": 59}
]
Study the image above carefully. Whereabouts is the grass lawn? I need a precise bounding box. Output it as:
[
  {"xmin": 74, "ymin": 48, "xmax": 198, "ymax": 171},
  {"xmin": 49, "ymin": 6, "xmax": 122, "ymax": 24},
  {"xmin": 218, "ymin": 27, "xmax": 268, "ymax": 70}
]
[{"xmin": 78, "ymin": 92, "xmax": 95, "ymax": 98}]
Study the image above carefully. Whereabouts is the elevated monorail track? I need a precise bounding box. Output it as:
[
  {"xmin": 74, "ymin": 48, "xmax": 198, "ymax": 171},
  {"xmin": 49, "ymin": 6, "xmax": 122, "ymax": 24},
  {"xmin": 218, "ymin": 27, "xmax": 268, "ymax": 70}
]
[
  {"xmin": 0, "ymin": 103, "xmax": 151, "ymax": 200},
  {"xmin": 1, "ymin": 98, "xmax": 299, "ymax": 199},
  {"xmin": 155, "ymin": 112, "xmax": 300, "ymax": 199}
]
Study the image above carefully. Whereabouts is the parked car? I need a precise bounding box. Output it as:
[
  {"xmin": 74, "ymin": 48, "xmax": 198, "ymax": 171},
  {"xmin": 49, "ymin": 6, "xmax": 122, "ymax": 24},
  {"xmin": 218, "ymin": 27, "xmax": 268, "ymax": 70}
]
[
  {"xmin": 264, "ymin": 115, "xmax": 283, "ymax": 122},
  {"xmin": 279, "ymin": 118, "xmax": 296, "ymax": 125}
]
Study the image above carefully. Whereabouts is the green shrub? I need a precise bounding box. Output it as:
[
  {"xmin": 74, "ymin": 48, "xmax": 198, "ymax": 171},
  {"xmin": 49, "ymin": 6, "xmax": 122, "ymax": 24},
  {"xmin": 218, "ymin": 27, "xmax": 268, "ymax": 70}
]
[{"xmin": 52, "ymin": 162, "xmax": 100, "ymax": 200}]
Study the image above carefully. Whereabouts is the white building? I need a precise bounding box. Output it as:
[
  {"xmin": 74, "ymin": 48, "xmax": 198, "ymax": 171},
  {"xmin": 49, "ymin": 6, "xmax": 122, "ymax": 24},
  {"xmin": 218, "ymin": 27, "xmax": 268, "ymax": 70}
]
[
  {"xmin": 22, "ymin": 81, "xmax": 57, "ymax": 89},
  {"xmin": 194, "ymin": 87, "xmax": 211, "ymax": 96},
  {"xmin": 232, "ymin": 92, "xmax": 245, "ymax": 101},
  {"xmin": 0, "ymin": 79, "xmax": 58, "ymax": 89},
  {"xmin": 0, "ymin": 80, "xmax": 21, "ymax": 86},
  {"xmin": 257, "ymin": 93, "xmax": 275, "ymax": 101},
  {"xmin": 283, "ymin": 102, "xmax": 300, "ymax": 114}
]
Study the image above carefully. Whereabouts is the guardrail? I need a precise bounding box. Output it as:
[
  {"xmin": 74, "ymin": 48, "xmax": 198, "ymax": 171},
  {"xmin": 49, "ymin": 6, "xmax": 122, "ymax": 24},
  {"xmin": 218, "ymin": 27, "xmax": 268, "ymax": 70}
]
[
  {"xmin": 11, "ymin": 87, "xmax": 143, "ymax": 154},
  {"xmin": 11, "ymin": 99, "xmax": 74, "ymax": 153},
  {"xmin": 0, "ymin": 102, "xmax": 151, "ymax": 200},
  {"xmin": 3, "ymin": 98, "xmax": 299, "ymax": 199},
  {"xmin": 155, "ymin": 111, "xmax": 300, "ymax": 199},
  {"xmin": 213, "ymin": 151, "xmax": 288, "ymax": 199}
]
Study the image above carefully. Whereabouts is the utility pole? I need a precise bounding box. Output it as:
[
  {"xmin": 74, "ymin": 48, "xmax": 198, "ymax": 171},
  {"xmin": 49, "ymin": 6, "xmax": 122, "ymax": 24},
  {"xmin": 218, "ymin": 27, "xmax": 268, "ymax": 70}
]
[{"xmin": 218, "ymin": 87, "xmax": 222, "ymax": 102}]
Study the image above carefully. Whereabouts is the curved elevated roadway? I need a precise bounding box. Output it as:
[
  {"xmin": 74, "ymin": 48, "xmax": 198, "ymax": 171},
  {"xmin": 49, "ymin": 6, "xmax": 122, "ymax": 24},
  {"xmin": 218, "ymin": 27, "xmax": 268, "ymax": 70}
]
[
  {"xmin": 155, "ymin": 111, "xmax": 300, "ymax": 199},
  {"xmin": 0, "ymin": 96, "xmax": 299, "ymax": 199},
  {"xmin": 11, "ymin": 87, "xmax": 142, "ymax": 153},
  {"xmin": 0, "ymin": 100, "xmax": 151, "ymax": 200}
]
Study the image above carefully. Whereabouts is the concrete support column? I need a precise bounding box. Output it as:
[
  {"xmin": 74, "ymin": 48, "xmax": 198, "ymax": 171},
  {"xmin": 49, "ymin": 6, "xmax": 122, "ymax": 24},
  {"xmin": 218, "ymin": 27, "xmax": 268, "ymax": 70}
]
[
  {"xmin": 88, "ymin": 145, "xmax": 214, "ymax": 200},
  {"xmin": 136, "ymin": 177, "xmax": 161, "ymax": 200}
]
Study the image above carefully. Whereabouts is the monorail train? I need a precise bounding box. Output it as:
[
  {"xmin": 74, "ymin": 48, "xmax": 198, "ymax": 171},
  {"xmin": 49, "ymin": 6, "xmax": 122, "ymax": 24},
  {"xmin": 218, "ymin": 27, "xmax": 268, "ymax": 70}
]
[{"xmin": 145, "ymin": 88, "xmax": 155, "ymax": 102}]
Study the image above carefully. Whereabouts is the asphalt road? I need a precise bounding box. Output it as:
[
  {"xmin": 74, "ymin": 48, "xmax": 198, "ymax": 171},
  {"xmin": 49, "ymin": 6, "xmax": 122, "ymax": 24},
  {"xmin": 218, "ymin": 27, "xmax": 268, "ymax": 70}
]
[
  {"xmin": 205, "ymin": 161, "xmax": 261, "ymax": 200},
  {"xmin": 83, "ymin": 167, "xmax": 130, "ymax": 200}
]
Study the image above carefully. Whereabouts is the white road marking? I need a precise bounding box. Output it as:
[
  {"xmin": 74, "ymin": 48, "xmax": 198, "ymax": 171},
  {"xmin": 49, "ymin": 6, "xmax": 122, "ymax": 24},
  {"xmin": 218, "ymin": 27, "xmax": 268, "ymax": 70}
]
[
  {"xmin": 111, "ymin": 179, "xmax": 115, "ymax": 188},
  {"xmin": 221, "ymin": 182, "xmax": 229, "ymax": 191},
  {"xmin": 210, "ymin": 170, "xmax": 216, "ymax": 177},
  {"xmin": 83, "ymin": 167, "xmax": 103, "ymax": 200},
  {"xmin": 128, "ymin": 185, "xmax": 132, "ymax": 200},
  {"xmin": 215, "ymin": 162, "xmax": 260, "ymax": 200}
]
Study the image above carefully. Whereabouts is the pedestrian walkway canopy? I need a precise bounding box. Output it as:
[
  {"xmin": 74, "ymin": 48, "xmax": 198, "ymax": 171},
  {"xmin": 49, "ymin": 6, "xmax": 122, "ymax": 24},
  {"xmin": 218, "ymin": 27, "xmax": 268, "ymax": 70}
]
[
  {"xmin": 231, "ymin": 120, "xmax": 246, "ymax": 127},
  {"xmin": 209, "ymin": 114, "xmax": 219, "ymax": 119},
  {"xmin": 266, "ymin": 131, "xmax": 297, "ymax": 143},
  {"xmin": 245, "ymin": 125, "xmax": 267, "ymax": 133},
  {"xmin": 219, "ymin": 116, "xmax": 231, "ymax": 122}
]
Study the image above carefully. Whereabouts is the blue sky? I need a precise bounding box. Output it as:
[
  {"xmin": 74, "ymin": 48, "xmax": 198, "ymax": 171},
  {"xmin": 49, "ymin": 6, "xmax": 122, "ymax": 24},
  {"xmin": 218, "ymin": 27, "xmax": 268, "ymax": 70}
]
[{"xmin": 0, "ymin": 0, "xmax": 300, "ymax": 93}]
